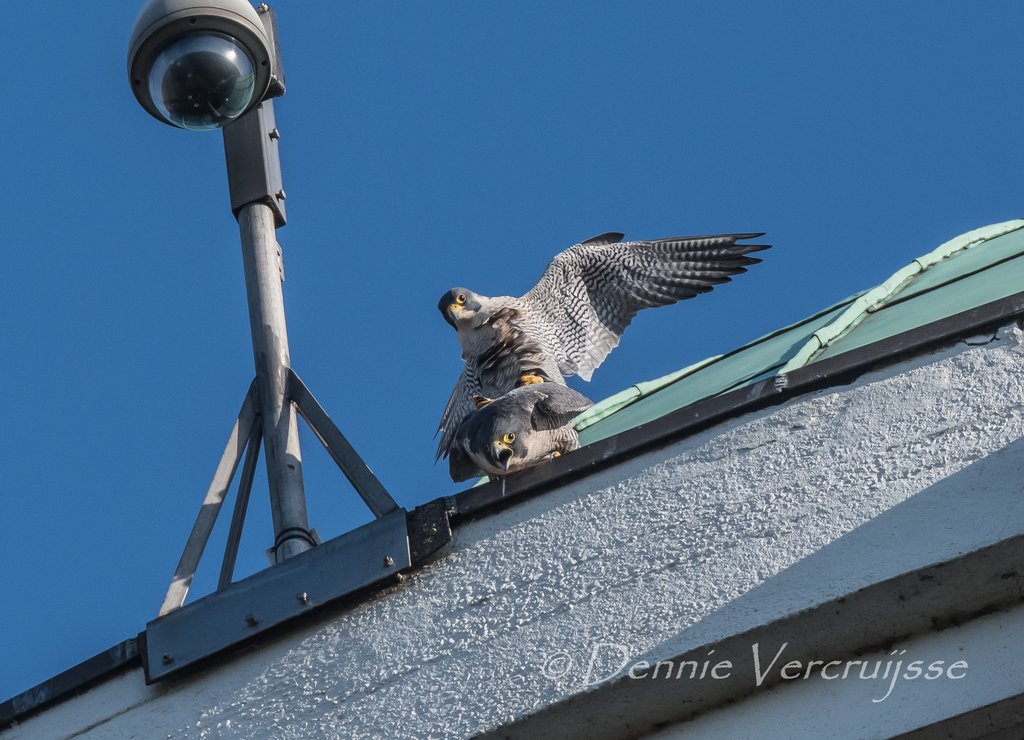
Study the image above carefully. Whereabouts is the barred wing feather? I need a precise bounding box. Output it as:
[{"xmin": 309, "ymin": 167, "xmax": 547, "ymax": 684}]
[
  {"xmin": 436, "ymin": 369, "xmax": 475, "ymax": 461},
  {"xmin": 522, "ymin": 233, "xmax": 770, "ymax": 380}
]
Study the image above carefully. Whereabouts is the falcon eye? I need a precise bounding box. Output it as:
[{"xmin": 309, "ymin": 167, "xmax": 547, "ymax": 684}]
[
  {"xmin": 456, "ymin": 293, "xmax": 467, "ymax": 305},
  {"xmin": 503, "ymin": 432, "xmax": 516, "ymax": 444}
]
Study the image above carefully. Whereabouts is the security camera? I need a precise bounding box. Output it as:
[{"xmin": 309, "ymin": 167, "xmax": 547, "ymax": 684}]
[{"xmin": 128, "ymin": 0, "xmax": 280, "ymax": 130}]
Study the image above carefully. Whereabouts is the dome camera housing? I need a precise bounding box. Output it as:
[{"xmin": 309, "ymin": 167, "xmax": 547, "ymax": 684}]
[{"xmin": 128, "ymin": 0, "xmax": 274, "ymax": 129}]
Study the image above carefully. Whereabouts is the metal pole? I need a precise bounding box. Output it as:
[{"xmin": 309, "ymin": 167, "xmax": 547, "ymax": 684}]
[{"xmin": 238, "ymin": 201, "xmax": 312, "ymax": 561}]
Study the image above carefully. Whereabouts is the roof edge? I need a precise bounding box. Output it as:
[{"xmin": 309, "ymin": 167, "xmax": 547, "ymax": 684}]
[
  {"xmin": 779, "ymin": 219, "xmax": 1024, "ymax": 372},
  {"xmin": 8, "ymin": 279, "xmax": 1024, "ymax": 730},
  {"xmin": 450, "ymin": 289, "xmax": 1024, "ymax": 523},
  {"xmin": 0, "ymin": 638, "xmax": 140, "ymax": 730}
]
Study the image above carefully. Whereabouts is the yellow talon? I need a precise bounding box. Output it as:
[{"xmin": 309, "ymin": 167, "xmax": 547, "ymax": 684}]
[
  {"xmin": 518, "ymin": 374, "xmax": 545, "ymax": 386},
  {"xmin": 473, "ymin": 396, "xmax": 495, "ymax": 409}
]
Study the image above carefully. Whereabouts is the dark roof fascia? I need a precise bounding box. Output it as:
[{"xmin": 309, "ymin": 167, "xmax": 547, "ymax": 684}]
[
  {"xmin": 0, "ymin": 638, "xmax": 140, "ymax": 730},
  {"xmin": 4, "ymin": 289, "xmax": 1023, "ymax": 730},
  {"xmin": 0, "ymin": 501, "xmax": 453, "ymax": 730},
  {"xmin": 447, "ymin": 289, "xmax": 1024, "ymax": 523}
]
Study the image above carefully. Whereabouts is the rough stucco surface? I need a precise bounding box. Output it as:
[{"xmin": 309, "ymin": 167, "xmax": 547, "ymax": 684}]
[{"xmin": 8, "ymin": 325, "xmax": 1024, "ymax": 739}]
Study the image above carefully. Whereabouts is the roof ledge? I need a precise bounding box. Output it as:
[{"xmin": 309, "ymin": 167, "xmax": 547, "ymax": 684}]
[{"xmin": 494, "ymin": 535, "xmax": 1024, "ymax": 739}]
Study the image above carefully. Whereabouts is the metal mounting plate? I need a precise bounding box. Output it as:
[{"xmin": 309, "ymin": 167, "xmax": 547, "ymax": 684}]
[
  {"xmin": 143, "ymin": 509, "xmax": 410, "ymax": 683},
  {"xmin": 223, "ymin": 100, "xmax": 286, "ymax": 226}
]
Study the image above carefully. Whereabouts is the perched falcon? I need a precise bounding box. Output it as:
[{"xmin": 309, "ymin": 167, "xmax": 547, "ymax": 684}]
[
  {"xmin": 448, "ymin": 383, "xmax": 594, "ymax": 482},
  {"xmin": 436, "ymin": 231, "xmax": 770, "ymax": 460}
]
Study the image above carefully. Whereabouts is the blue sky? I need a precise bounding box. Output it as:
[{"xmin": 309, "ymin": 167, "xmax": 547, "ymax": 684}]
[{"xmin": 3, "ymin": 1, "xmax": 1024, "ymax": 702}]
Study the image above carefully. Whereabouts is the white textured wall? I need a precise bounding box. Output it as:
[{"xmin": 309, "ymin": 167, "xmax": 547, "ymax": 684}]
[{"xmin": 9, "ymin": 325, "xmax": 1024, "ymax": 739}]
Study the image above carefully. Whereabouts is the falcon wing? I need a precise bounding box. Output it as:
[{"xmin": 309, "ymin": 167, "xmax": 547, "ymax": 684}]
[
  {"xmin": 579, "ymin": 231, "xmax": 625, "ymax": 246},
  {"xmin": 522, "ymin": 233, "xmax": 770, "ymax": 380},
  {"xmin": 530, "ymin": 384, "xmax": 594, "ymax": 431},
  {"xmin": 436, "ymin": 369, "xmax": 476, "ymax": 461},
  {"xmin": 448, "ymin": 443, "xmax": 483, "ymax": 482}
]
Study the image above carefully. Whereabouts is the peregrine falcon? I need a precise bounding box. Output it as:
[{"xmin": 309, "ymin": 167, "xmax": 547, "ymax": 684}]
[
  {"xmin": 448, "ymin": 383, "xmax": 594, "ymax": 482},
  {"xmin": 436, "ymin": 231, "xmax": 770, "ymax": 460}
]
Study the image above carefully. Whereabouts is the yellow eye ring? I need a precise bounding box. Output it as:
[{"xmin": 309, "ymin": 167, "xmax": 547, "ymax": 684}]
[
  {"xmin": 503, "ymin": 432, "xmax": 516, "ymax": 444},
  {"xmin": 456, "ymin": 293, "xmax": 467, "ymax": 305}
]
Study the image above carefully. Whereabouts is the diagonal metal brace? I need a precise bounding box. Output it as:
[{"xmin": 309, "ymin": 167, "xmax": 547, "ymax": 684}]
[
  {"xmin": 159, "ymin": 381, "xmax": 259, "ymax": 616},
  {"xmin": 286, "ymin": 369, "xmax": 399, "ymax": 519},
  {"xmin": 217, "ymin": 416, "xmax": 262, "ymax": 591}
]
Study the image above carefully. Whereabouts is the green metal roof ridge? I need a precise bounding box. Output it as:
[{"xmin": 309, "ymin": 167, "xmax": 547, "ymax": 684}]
[
  {"xmin": 573, "ymin": 289, "xmax": 870, "ymax": 433},
  {"xmin": 572, "ymin": 354, "xmax": 724, "ymax": 431},
  {"xmin": 777, "ymin": 219, "xmax": 1024, "ymax": 373}
]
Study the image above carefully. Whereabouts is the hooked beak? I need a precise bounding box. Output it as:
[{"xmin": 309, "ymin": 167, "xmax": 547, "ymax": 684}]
[
  {"xmin": 442, "ymin": 303, "xmax": 463, "ymax": 328},
  {"xmin": 491, "ymin": 440, "xmax": 513, "ymax": 471},
  {"xmin": 437, "ymin": 292, "xmax": 464, "ymax": 328}
]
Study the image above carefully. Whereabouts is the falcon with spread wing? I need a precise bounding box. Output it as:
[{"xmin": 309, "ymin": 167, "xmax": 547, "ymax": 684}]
[{"xmin": 436, "ymin": 231, "xmax": 770, "ymax": 461}]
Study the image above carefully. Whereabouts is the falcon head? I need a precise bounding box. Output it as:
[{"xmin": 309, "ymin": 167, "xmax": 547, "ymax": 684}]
[
  {"xmin": 488, "ymin": 431, "xmax": 526, "ymax": 472},
  {"xmin": 437, "ymin": 287, "xmax": 484, "ymax": 328},
  {"xmin": 448, "ymin": 383, "xmax": 592, "ymax": 481}
]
